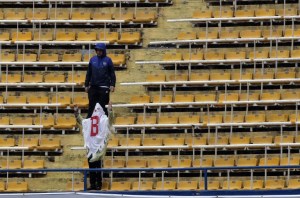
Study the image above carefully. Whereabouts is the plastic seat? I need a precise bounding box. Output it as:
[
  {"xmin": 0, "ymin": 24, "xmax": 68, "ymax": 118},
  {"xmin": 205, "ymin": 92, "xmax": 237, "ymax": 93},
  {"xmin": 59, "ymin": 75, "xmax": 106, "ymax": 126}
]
[
  {"xmin": 0, "ymin": 181, "xmax": 4, "ymax": 192},
  {"xmin": 148, "ymin": 159, "xmax": 169, "ymax": 168},
  {"xmin": 281, "ymin": 91, "xmax": 299, "ymax": 100},
  {"xmin": 240, "ymin": 30, "xmax": 261, "ymax": 39},
  {"xmin": 239, "ymin": 93, "xmax": 260, "ymax": 101},
  {"xmin": 198, "ymin": 30, "xmax": 218, "ymax": 39},
  {"xmin": 5, "ymin": 11, "xmax": 26, "ymax": 19},
  {"xmin": 277, "ymin": 8, "xmax": 297, "ymax": 16},
  {"xmin": 0, "ymin": 138, "xmax": 15, "ymax": 147},
  {"xmin": 0, "ymin": 32, "xmax": 10, "ymax": 41},
  {"xmin": 67, "ymin": 72, "xmax": 85, "ymax": 85},
  {"xmin": 23, "ymin": 159, "xmax": 44, "ymax": 169},
  {"xmin": 11, "ymin": 32, "xmax": 32, "ymax": 41},
  {"xmin": 0, "ymin": 116, "xmax": 10, "ymax": 125},
  {"xmin": 169, "ymin": 159, "xmax": 191, "ymax": 168},
  {"xmin": 213, "ymin": 10, "xmax": 233, "ymax": 18},
  {"xmin": 114, "ymin": 12, "xmax": 134, "ymax": 23},
  {"xmin": 56, "ymin": 31, "xmax": 76, "ymax": 41},
  {"xmin": 192, "ymin": 10, "xmax": 212, "ymax": 18},
  {"xmin": 1, "ymin": 160, "xmax": 22, "ymax": 169},
  {"xmin": 280, "ymin": 156, "xmax": 300, "ymax": 166},
  {"xmin": 222, "ymin": 181, "xmax": 242, "ymax": 190},
  {"xmin": 27, "ymin": 95, "xmax": 49, "ymax": 104},
  {"xmin": 252, "ymin": 136, "xmax": 273, "ymax": 145},
  {"xmin": 71, "ymin": 95, "xmax": 88, "ymax": 108},
  {"xmin": 193, "ymin": 158, "xmax": 213, "ymax": 167},
  {"xmin": 54, "ymin": 115, "xmax": 76, "ymax": 129},
  {"xmin": 255, "ymin": 9, "xmax": 276, "ymax": 17},
  {"xmin": 44, "ymin": 73, "xmax": 65, "ymax": 83},
  {"xmin": 110, "ymin": 181, "xmax": 131, "ymax": 191},
  {"xmin": 276, "ymin": 70, "xmax": 296, "ymax": 79},
  {"xmin": 66, "ymin": 181, "xmax": 84, "ymax": 191},
  {"xmin": 230, "ymin": 136, "xmax": 250, "ymax": 145},
  {"xmin": 163, "ymin": 137, "xmax": 185, "ymax": 146},
  {"xmin": 103, "ymin": 159, "xmax": 125, "ymax": 168},
  {"xmin": 17, "ymin": 54, "xmax": 37, "ymax": 62},
  {"xmin": 236, "ymin": 157, "xmax": 257, "ymax": 166},
  {"xmin": 99, "ymin": 32, "xmax": 119, "ymax": 44},
  {"xmin": 23, "ymin": 73, "xmax": 43, "ymax": 83},
  {"xmin": 119, "ymin": 137, "xmax": 141, "ymax": 147},
  {"xmin": 62, "ymin": 53, "xmax": 82, "ymax": 62},
  {"xmin": 136, "ymin": 116, "xmax": 157, "ymax": 124},
  {"xmin": 219, "ymin": 30, "xmax": 239, "ymax": 39},
  {"xmin": 245, "ymin": 114, "xmax": 265, "ymax": 123},
  {"xmin": 26, "ymin": 10, "xmax": 48, "ymax": 20},
  {"xmin": 231, "ymin": 70, "xmax": 253, "ymax": 80},
  {"xmin": 118, "ymin": 32, "xmax": 142, "ymax": 44},
  {"xmin": 287, "ymin": 179, "xmax": 300, "ymax": 189},
  {"xmin": 266, "ymin": 113, "xmax": 288, "ymax": 122},
  {"xmin": 226, "ymin": 51, "xmax": 246, "ymax": 60},
  {"xmin": 83, "ymin": 54, "xmax": 94, "ymax": 62},
  {"xmin": 208, "ymin": 136, "xmax": 228, "ymax": 145},
  {"xmin": 210, "ymin": 72, "xmax": 231, "ymax": 81},
  {"xmin": 115, "ymin": 116, "xmax": 135, "ymax": 125},
  {"xmin": 249, "ymin": 50, "xmax": 269, "ymax": 59},
  {"xmin": 92, "ymin": 13, "xmax": 112, "ymax": 20},
  {"xmin": 185, "ymin": 136, "xmax": 207, "ymax": 146},
  {"xmin": 274, "ymin": 135, "xmax": 294, "ymax": 144},
  {"xmin": 235, "ymin": 10, "xmax": 255, "ymax": 17},
  {"xmin": 7, "ymin": 96, "xmax": 26, "ymax": 104},
  {"xmin": 182, "ymin": 52, "xmax": 204, "ymax": 61},
  {"xmin": 127, "ymin": 159, "xmax": 147, "ymax": 168},
  {"xmin": 158, "ymin": 115, "xmax": 178, "ymax": 124},
  {"xmin": 77, "ymin": 31, "xmax": 96, "ymax": 41},
  {"xmin": 218, "ymin": 93, "xmax": 239, "ymax": 102},
  {"xmin": 142, "ymin": 137, "xmax": 162, "ymax": 146},
  {"xmin": 202, "ymin": 114, "xmax": 223, "ymax": 124},
  {"xmin": 243, "ymin": 180, "xmax": 263, "ymax": 190},
  {"xmin": 108, "ymin": 53, "xmax": 126, "ymax": 66},
  {"xmin": 174, "ymin": 94, "xmax": 194, "ymax": 103},
  {"xmin": 50, "ymin": 10, "xmax": 69, "ymax": 20},
  {"xmin": 39, "ymin": 54, "xmax": 59, "ymax": 62},
  {"xmin": 258, "ymin": 157, "xmax": 280, "ymax": 166},
  {"xmin": 204, "ymin": 52, "xmax": 224, "ymax": 60},
  {"xmin": 199, "ymin": 181, "xmax": 219, "ymax": 190},
  {"xmin": 265, "ymin": 179, "xmax": 285, "ymax": 190},
  {"xmin": 34, "ymin": 115, "xmax": 54, "ymax": 129},
  {"xmin": 163, "ymin": 53, "xmax": 182, "ymax": 61},
  {"xmin": 253, "ymin": 70, "xmax": 274, "ymax": 79},
  {"xmin": 177, "ymin": 181, "xmax": 198, "ymax": 190},
  {"xmin": 132, "ymin": 181, "xmax": 153, "ymax": 190},
  {"xmin": 11, "ymin": 117, "xmax": 32, "ymax": 125},
  {"xmin": 177, "ymin": 32, "xmax": 197, "ymax": 40},
  {"xmin": 155, "ymin": 181, "xmax": 176, "ymax": 190},
  {"xmin": 195, "ymin": 93, "xmax": 216, "ymax": 102},
  {"xmin": 5, "ymin": 182, "xmax": 28, "ymax": 192},
  {"xmin": 133, "ymin": 11, "xmax": 157, "ymax": 23},
  {"xmin": 260, "ymin": 92, "xmax": 280, "ymax": 101},
  {"xmin": 290, "ymin": 114, "xmax": 300, "ymax": 123},
  {"xmin": 33, "ymin": 32, "xmax": 53, "ymax": 41},
  {"xmin": 107, "ymin": 137, "xmax": 119, "ymax": 148},
  {"xmin": 223, "ymin": 114, "xmax": 244, "ymax": 123},
  {"xmin": 284, "ymin": 29, "xmax": 300, "ymax": 37},
  {"xmin": 130, "ymin": 95, "xmax": 150, "ymax": 104},
  {"xmin": 17, "ymin": 138, "xmax": 38, "ymax": 149},
  {"xmin": 269, "ymin": 50, "xmax": 290, "ymax": 58},
  {"xmin": 146, "ymin": 74, "xmax": 166, "ymax": 82},
  {"xmin": 38, "ymin": 138, "xmax": 62, "ymax": 150},
  {"xmin": 190, "ymin": 72, "xmax": 209, "ymax": 81},
  {"xmin": 1, "ymin": 73, "xmax": 21, "ymax": 83},
  {"xmin": 169, "ymin": 73, "xmax": 188, "ymax": 81},
  {"xmin": 71, "ymin": 11, "xmax": 91, "ymax": 20},
  {"xmin": 152, "ymin": 95, "xmax": 172, "ymax": 103},
  {"xmin": 179, "ymin": 115, "xmax": 200, "ymax": 124},
  {"xmin": 262, "ymin": 29, "xmax": 283, "ymax": 38}
]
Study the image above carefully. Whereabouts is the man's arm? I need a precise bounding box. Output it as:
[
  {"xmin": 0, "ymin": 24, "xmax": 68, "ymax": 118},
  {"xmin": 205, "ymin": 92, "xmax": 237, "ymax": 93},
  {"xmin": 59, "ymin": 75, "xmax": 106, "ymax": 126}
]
[
  {"xmin": 74, "ymin": 106, "xmax": 83, "ymax": 132},
  {"xmin": 85, "ymin": 61, "xmax": 92, "ymax": 92},
  {"xmin": 108, "ymin": 58, "xmax": 116, "ymax": 92},
  {"xmin": 107, "ymin": 102, "xmax": 115, "ymax": 133}
]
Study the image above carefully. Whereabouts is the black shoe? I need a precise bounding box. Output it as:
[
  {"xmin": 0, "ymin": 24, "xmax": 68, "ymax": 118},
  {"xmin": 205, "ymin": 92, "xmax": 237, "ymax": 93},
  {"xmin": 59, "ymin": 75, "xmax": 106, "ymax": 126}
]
[
  {"xmin": 96, "ymin": 186, "xmax": 101, "ymax": 190},
  {"xmin": 87, "ymin": 186, "xmax": 97, "ymax": 190}
]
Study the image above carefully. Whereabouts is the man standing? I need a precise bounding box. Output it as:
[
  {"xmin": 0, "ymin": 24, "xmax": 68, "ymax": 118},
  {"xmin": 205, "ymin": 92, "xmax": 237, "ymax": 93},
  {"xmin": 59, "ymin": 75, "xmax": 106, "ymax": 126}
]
[{"xmin": 85, "ymin": 43, "xmax": 116, "ymax": 117}]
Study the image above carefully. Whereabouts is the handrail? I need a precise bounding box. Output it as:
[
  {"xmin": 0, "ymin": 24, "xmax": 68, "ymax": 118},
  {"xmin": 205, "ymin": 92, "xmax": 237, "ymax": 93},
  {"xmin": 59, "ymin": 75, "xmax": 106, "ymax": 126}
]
[
  {"xmin": 0, "ymin": 103, "xmax": 61, "ymax": 107},
  {"xmin": 0, "ymin": 61, "xmax": 88, "ymax": 65},
  {"xmin": 0, "ymin": 83, "xmax": 77, "ymax": 87},
  {"xmin": 0, "ymin": 125, "xmax": 43, "ymax": 129},
  {"xmin": 0, "ymin": 20, "xmax": 125, "ymax": 23},
  {"xmin": 0, "ymin": 0, "xmax": 139, "ymax": 2}
]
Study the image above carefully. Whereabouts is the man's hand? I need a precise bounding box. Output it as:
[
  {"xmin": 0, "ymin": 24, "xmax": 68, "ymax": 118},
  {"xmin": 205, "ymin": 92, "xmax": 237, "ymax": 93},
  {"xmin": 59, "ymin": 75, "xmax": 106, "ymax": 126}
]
[
  {"xmin": 108, "ymin": 101, "xmax": 112, "ymax": 111},
  {"xmin": 85, "ymin": 87, "xmax": 89, "ymax": 93},
  {"xmin": 74, "ymin": 105, "xmax": 79, "ymax": 116},
  {"xmin": 110, "ymin": 86, "xmax": 115, "ymax": 92}
]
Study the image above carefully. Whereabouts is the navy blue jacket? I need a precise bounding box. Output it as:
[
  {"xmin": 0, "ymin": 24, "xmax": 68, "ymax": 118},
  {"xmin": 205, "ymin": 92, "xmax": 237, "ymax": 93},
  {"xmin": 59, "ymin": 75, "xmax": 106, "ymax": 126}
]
[{"xmin": 85, "ymin": 43, "xmax": 116, "ymax": 88}]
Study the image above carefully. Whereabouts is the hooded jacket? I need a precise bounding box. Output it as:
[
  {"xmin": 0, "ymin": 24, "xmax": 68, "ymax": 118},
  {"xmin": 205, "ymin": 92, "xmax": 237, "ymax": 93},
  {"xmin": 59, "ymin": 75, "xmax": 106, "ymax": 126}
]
[{"xmin": 85, "ymin": 43, "xmax": 116, "ymax": 88}]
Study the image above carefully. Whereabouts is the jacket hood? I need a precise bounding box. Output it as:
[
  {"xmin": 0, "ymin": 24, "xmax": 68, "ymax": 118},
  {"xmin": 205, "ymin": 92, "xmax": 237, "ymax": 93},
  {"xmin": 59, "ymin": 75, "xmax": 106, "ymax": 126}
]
[{"xmin": 94, "ymin": 43, "xmax": 107, "ymax": 57}]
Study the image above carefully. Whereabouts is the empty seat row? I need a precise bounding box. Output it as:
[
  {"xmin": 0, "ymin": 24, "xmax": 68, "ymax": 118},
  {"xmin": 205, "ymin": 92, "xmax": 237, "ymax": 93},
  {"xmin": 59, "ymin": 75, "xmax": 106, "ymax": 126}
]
[
  {"xmin": 193, "ymin": 8, "xmax": 297, "ymax": 19},
  {"xmin": 0, "ymin": 31, "xmax": 141, "ymax": 45},
  {"xmin": 0, "ymin": 53, "xmax": 126, "ymax": 66},
  {"xmin": 0, "ymin": 95, "xmax": 88, "ymax": 108},
  {"xmin": 147, "ymin": 70, "xmax": 299, "ymax": 82},
  {"xmin": 0, "ymin": 115, "xmax": 76, "ymax": 129},
  {"xmin": 115, "ymin": 113, "xmax": 300, "ymax": 125},
  {"xmin": 0, "ymin": 137, "xmax": 61, "ymax": 150},
  {"xmin": 177, "ymin": 29, "xmax": 300, "ymax": 40},
  {"xmin": 108, "ymin": 135, "xmax": 300, "ymax": 147},
  {"xmin": 0, "ymin": 181, "xmax": 28, "ymax": 192},
  {"xmin": 162, "ymin": 50, "xmax": 300, "ymax": 61},
  {"xmin": 130, "ymin": 91, "xmax": 300, "ymax": 104},
  {"xmin": 0, "ymin": 159, "xmax": 45, "ymax": 169},
  {"xmin": 0, "ymin": 10, "xmax": 157, "ymax": 23}
]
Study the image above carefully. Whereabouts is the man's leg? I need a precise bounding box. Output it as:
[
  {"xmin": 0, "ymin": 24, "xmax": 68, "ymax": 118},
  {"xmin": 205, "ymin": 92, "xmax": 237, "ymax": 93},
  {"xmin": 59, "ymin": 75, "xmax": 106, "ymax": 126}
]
[
  {"xmin": 88, "ymin": 156, "xmax": 97, "ymax": 190},
  {"xmin": 95, "ymin": 160, "xmax": 102, "ymax": 190},
  {"xmin": 87, "ymin": 87, "xmax": 100, "ymax": 118},
  {"xmin": 99, "ymin": 88, "xmax": 110, "ymax": 116}
]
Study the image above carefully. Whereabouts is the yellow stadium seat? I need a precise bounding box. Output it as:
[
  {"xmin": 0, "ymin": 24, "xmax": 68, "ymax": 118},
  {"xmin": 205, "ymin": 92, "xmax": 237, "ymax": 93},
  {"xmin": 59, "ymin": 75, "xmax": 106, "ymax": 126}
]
[
  {"xmin": 230, "ymin": 136, "xmax": 250, "ymax": 145},
  {"xmin": 50, "ymin": 10, "xmax": 69, "ymax": 20},
  {"xmin": 195, "ymin": 93, "xmax": 216, "ymax": 102},
  {"xmin": 0, "ymin": 116, "xmax": 10, "ymax": 125},
  {"xmin": 177, "ymin": 181, "xmax": 198, "ymax": 190},
  {"xmin": 92, "ymin": 13, "xmax": 112, "ymax": 20},
  {"xmin": 163, "ymin": 53, "xmax": 182, "ymax": 62},
  {"xmin": 77, "ymin": 31, "xmax": 96, "ymax": 41},
  {"xmin": 39, "ymin": 54, "xmax": 59, "ymax": 62},
  {"xmin": 265, "ymin": 179, "xmax": 285, "ymax": 190},
  {"xmin": 269, "ymin": 50, "xmax": 290, "ymax": 58},
  {"xmin": 236, "ymin": 157, "xmax": 257, "ymax": 166},
  {"xmin": 62, "ymin": 53, "xmax": 82, "ymax": 62},
  {"xmin": 127, "ymin": 159, "xmax": 147, "ymax": 168},
  {"xmin": 66, "ymin": 181, "xmax": 84, "ymax": 191},
  {"xmin": 11, "ymin": 31, "xmax": 32, "ymax": 41},
  {"xmin": 199, "ymin": 181, "xmax": 219, "ymax": 190},
  {"xmin": 44, "ymin": 73, "xmax": 65, "ymax": 83},
  {"xmin": 158, "ymin": 115, "xmax": 178, "ymax": 124},
  {"xmin": 34, "ymin": 115, "xmax": 54, "ymax": 129},
  {"xmin": 0, "ymin": 11, "xmax": 3, "ymax": 20},
  {"xmin": 240, "ymin": 30, "xmax": 261, "ymax": 39},
  {"xmin": 193, "ymin": 158, "xmax": 213, "ymax": 167},
  {"xmin": 26, "ymin": 10, "xmax": 48, "ymax": 20},
  {"xmin": 5, "ymin": 181, "xmax": 28, "ymax": 192},
  {"xmin": 119, "ymin": 137, "xmax": 141, "ymax": 147},
  {"xmin": 185, "ymin": 136, "xmax": 207, "ymax": 146},
  {"xmin": 222, "ymin": 180, "xmax": 242, "ymax": 190},
  {"xmin": 38, "ymin": 138, "xmax": 61, "ymax": 150},
  {"xmin": 23, "ymin": 73, "xmax": 43, "ymax": 83},
  {"xmin": 163, "ymin": 137, "xmax": 185, "ymax": 146},
  {"xmin": 182, "ymin": 52, "xmax": 204, "ymax": 61},
  {"xmin": 169, "ymin": 159, "xmax": 191, "ymax": 168},
  {"xmin": 132, "ymin": 181, "xmax": 153, "ymax": 190},
  {"xmin": 67, "ymin": 72, "xmax": 85, "ymax": 85},
  {"xmin": 259, "ymin": 157, "xmax": 280, "ymax": 166},
  {"xmin": 255, "ymin": 8, "xmax": 276, "ymax": 17},
  {"xmin": 101, "ymin": 182, "xmax": 109, "ymax": 191},
  {"xmin": 2, "ymin": 73, "xmax": 21, "ymax": 83},
  {"xmin": 202, "ymin": 114, "xmax": 223, "ymax": 124},
  {"xmin": 210, "ymin": 72, "xmax": 231, "ymax": 81},
  {"xmin": 276, "ymin": 70, "xmax": 296, "ymax": 79},
  {"xmin": 27, "ymin": 95, "xmax": 49, "ymax": 104},
  {"xmin": 0, "ymin": 138, "xmax": 15, "ymax": 147},
  {"xmin": 142, "ymin": 137, "xmax": 163, "ymax": 146},
  {"xmin": 226, "ymin": 51, "xmax": 246, "ymax": 60},
  {"xmin": 83, "ymin": 54, "xmax": 94, "ymax": 62},
  {"xmin": 133, "ymin": 11, "xmax": 157, "ymax": 23},
  {"xmin": 115, "ymin": 116, "xmax": 135, "ymax": 125},
  {"xmin": 249, "ymin": 50, "xmax": 269, "ymax": 59},
  {"xmin": 114, "ymin": 11, "xmax": 134, "ymax": 23},
  {"xmin": 148, "ymin": 159, "xmax": 169, "ymax": 168},
  {"xmin": 281, "ymin": 91, "xmax": 299, "ymax": 100},
  {"xmin": 118, "ymin": 32, "xmax": 141, "ymax": 44},
  {"xmin": 192, "ymin": 10, "xmax": 212, "ymax": 18},
  {"xmin": 280, "ymin": 156, "xmax": 299, "ymax": 165},
  {"xmin": 17, "ymin": 54, "xmax": 37, "ymax": 62},
  {"xmin": 260, "ymin": 92, "xmax": 280, "ymax": 101},
  {"xmin": 190, "ymin": 72, "xmax": 209, "ymax": 81},
  {"xmin": 266, "ymin": 113, "xmax": 288, "ymax": 122},
  {"xmin": 169, "ymin": 73, "xmax": 188, "ymax": 81},
  {"xmin": 33, "ymin": 31, "xmax": 53, "ymax": 41},
  {"xmin": 288, "ymin": 179, "xmax": 300, "ymax": 189},
  {"xmin": 274, "ymin": 135, "xmax": 294, "ymax": 144},
  {"xmin": 277, "ymin": 8, "xmax": 297, "ymax": 16},
  {"xmin": 1, "ymin": 159, "xmax": 21, "ymax": 169},
  {"xmin": 130, "ymin": 95, "xmax": 150, "ymax": 104},
  {"xmin": 99, "ymin": 32, "xmax": 119, "ymax": 44},
  {"xmin": 213, "ymin": 10, "xmax": 233, "ymax": 18},
  {"xmin": 0, "ymin": 32, "xmax": 10, "ymax": 41},
  {"xmin": 71, "ymin": 11, "xmax": 91, "ymax": 20},
  {"xmin": 103, "ymin": 159, "xmax": 125, "ymax": 168},
  {"xmin": 174, "ymin": 94, "xmax": 194, "ymax": 103},
  {"xmin": 136, "ymin": 115, "xmax": 157, "ymax": 125},
  {"xmin": 7, "ymin": 96, "xmax": 26, "ymax": 104},
  {"xmin": 11, "ymin": 117, "xmax": 32, "ymax": 125},
  {"xmin": 218, "ymin": 93, "xmax": 239, "ymax": 102},
  {"xmin": 223, "ymin": 114, "xmax": 244, "ymax": 123},
  {"xmin": 284, "ymin": 29, "xmax": 300, "ymax": 37},
  {"xmin": 198, "ymin": 30, "xmax": 218, "ymax": 39},
  {"xmin": 17, "ymin": 138, "xmax": 38, "ymax": 149},
  {"xmin": 290, "ymin": 114, "xmax": 300, "ymax": 123},
  {"xmin": 262, "ymin": 29, "xmax": 283, "ymax": 38},
  {"xmin": 108, "ymin": 53, "xmax": 126, "ymax": 66},
  {"xmin": 245, "ymin": 114, "xmax": 265, "ymax": 123},
  {"xmin": 56, "ymin": 31, "xmax": 76, "ymax": 41},
  {"xmin": 243, "ymin": 180, "xmax": 263, "ymax": 190},
  {"xmin": 5, "ymin": 11, "xmax": 26, "ymax": 19},
  {"xmin": 110, "ymin": 181, "xmax": 131, "ymax": 191},
  {"xmin": 23, "ymin": 159, "xmax": 44, "ymax": 169},
  {"xmin": 71, "ymin": 95, "xmax": 88, "ymax": 108},
  {"xmin": 152, "ymin": 95, "xmax": 172, "ymax": 103},
  {"xmin": 155, "ymin": 181, "xmax": 176, "ymax": 190},
  {"xmin": 208, "ymin": 136, "xmax": 228, "ymax": 145},
  {"xmin": 0, "ymin": 181, "xmax": 4, "ymax": 192},
  {"xmin": 54, "ymin": 115, "xmax": 76, "ymax": 129},
  {"xmin": 235, "ymin": 10, "xmax": 255, "ymax": 17},
  {"xmin": 219, "ymin": 30, "xmax": 239, "ymax": 39},
  {"xmin": 204, "ymin": 52, "xmax": 224, "ymax": 60},
  {"xmin": 179, "ymin": 115, "xmax": 200, "ymax": 124},
  {"xmin": 231, "ymin": 70, "xmax": 253, "ymax": 80},
  {"xmin": 107, "ymin": 137, "xmax": 119, "ymax": 148},
  {"xmin": 253, "ymin": 70, "xmax": 274, "ymax": 79},
  {"xmin": 239, "ymin": 93, "xmax": 260, "ymax": 101},
  {"xmin": 146, "ymin": 74, "xmax": 166, "ymax": 82},
  {"xmin": 252, "ymin": 136, "xmax": 273, "ymax": 144},
  {"xmin": 177, "ymin": 32, "xmax": 197, "ymax": 40}
]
